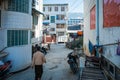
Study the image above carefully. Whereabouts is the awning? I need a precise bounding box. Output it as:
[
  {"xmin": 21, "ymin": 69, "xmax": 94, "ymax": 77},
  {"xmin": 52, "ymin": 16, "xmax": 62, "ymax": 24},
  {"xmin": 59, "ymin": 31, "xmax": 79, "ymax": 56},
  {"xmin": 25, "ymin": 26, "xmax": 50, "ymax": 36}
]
[{"xmin": 32, "ymin": 8, "xmax": 44, "ymax": 16}]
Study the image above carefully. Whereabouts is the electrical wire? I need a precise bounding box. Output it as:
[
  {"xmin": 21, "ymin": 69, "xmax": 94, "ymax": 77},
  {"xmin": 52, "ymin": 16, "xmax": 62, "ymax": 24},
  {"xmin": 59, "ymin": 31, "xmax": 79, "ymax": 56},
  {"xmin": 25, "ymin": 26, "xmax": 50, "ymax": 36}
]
[{"xmin": 70, "ymin": 0, "xmax": 83, "ymax": 11}]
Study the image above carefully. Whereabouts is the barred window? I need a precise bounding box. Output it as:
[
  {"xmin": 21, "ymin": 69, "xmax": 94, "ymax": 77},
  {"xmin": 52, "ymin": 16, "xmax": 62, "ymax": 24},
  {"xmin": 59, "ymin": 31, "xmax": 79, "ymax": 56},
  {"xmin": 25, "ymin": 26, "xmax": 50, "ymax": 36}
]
[
  {"xmin": 43, "ymin": 7, "xmax": 45, "ymax": 12},
  {"xmin": 7, "ymin": 30, "xmax": 28, "ymax": 47},
  {"xmin": 8, "ymin": 0, "xmax": 29, "ymax": 14},
  {"xmin": 51, "ymin": 16, "xmax": 55, "ymax": 23},
  {"xmin": 55, "ymin": 6, "xmax": 58, "ymax": 11},
  {"xmin": 48, "ymin": 7, "xmax": 52, "ymax": 12},
  {"xmin": 56, "ymin": 14, "xmax": 65, "ymax": 20},
  {"xmin": 56, "ymin": 24, "xmax": 65, "ymax": 28},
  {"xmin": 61, "ymin": 6, "xmax": 65, "ymax": 11}
]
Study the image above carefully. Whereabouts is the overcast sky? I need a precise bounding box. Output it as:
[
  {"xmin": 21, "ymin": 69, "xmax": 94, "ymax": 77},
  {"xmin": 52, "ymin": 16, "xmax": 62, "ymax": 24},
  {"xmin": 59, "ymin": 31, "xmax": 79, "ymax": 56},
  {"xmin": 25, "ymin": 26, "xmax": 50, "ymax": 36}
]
[{"xmin": 43, "ymin": 0, "xmax": 84, "ymax": 13}]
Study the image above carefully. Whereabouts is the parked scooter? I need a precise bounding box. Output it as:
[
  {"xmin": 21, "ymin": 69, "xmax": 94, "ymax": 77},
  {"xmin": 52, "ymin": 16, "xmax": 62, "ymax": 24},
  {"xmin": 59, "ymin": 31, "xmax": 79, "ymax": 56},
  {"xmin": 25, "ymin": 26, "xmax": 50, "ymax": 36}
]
[
  {"xmin": 67, "ymin": 51, "xmax": 79, "ymax": 74},
  {"xmin": 0, "ymin": 60, "xmax": 12, "ymax": 79}
]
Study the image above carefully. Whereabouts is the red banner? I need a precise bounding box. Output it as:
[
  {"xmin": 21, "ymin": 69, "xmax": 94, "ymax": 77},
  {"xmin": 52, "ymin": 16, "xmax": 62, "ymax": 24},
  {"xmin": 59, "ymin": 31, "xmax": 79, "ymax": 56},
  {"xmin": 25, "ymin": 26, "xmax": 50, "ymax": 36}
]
[
  {"xmin": 104, "ymin": 0, "xmax": 120, "ymax": 27},
  {"xmin": 90, "ymin": 6, "xmax": 96, "ymax": 30}
]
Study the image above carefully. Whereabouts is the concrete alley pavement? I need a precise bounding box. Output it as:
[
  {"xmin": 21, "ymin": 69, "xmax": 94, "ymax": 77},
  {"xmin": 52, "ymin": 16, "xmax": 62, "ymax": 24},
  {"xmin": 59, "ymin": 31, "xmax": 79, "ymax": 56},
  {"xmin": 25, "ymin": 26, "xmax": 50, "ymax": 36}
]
[{"xmin": 6, "ymin": 44, "xmax": 81, "ymax": 80}]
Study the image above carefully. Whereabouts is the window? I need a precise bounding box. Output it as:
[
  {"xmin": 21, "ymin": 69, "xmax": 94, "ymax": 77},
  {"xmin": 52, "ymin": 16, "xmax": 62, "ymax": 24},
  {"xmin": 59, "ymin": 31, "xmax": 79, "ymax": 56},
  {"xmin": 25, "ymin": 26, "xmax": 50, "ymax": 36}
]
[
  {"xmin": 61, "ymin": 6, "xmax": 65, "ymax": 11},
  {"xmin": 8, "ymin": 0, "xmax": 29, "ymax": 13},
  {"xmin": 55, "ymin": 6, "xmax": 58, "ymax": 11},
  {"xmin": 57, "ymin": 24, "xmax": 65, "ymax": 28},
  {"xmin": 48, "ymin": 7, "xmax": 52, "ymax": 12},
  {"xmin": 50, "ymin": 28, "xmax": 55, "ymax": 31},
  {"xmin": 58, "ymin": 32, "xmax": 64, "ymax": 36},
  {"xmin": 68, "ymin": 25, "xmax": 81, "ymax": 30},
  {"xmin": 51, "ymin": 16, "xmax": 55, "ymax": 23},
  {"xmin": 33, "ymin": 14, "xmax": 38, "ymax": 25},
  {"xmin": 44, "ymin": 15, "xmax": 49, "ymax": 20},
  {"xmin": 7, "ymin": 30, "xmax": 28, "ymax": 47},
  {"xmin": 90, "ymin": 5, "xmax": 96, "ymax": 30},
  {"xmin": 43, "ymin": 7, "xmax": 45, "ymax": 12},
  {"xmin": 56, "ymin": 14, "xmax": 65, "ymax": 20},
  {"xmin": 103, "ymin": 0, "xmax": 120, "ymax": 27}
]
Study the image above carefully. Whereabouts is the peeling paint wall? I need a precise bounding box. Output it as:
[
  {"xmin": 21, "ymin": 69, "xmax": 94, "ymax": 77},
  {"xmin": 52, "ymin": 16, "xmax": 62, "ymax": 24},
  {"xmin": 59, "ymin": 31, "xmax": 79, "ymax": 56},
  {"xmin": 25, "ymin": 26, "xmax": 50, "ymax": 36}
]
[
  {"xmin": 84, "ymin": 0, "xmax": 120, "ymax": 57},
  {"xmin": 84, "ymin": 0, "xmax": 96, "ymax": 56}
]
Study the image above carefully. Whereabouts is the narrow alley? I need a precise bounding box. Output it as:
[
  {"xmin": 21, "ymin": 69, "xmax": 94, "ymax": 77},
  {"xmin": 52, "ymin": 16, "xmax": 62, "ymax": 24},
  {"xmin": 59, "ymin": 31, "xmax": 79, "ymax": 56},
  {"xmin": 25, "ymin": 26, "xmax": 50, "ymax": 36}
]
[{"xmin": 6, "ymin": 44, "xmax": 81, "ymax": 80}]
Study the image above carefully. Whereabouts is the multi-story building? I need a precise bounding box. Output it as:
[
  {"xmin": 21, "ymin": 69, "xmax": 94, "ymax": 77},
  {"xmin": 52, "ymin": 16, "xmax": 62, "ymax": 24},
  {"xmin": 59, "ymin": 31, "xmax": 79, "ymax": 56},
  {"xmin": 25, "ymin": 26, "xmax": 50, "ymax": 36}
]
[
  {"xmin": 68, "ymin": 18, "xmax": 83, "ymax": 26},
  {"xmin": 0, "ymin": 0, "xmax": 43, "ymax": 72},
  {"xmin": 31, "ymin": 0, "xmax": 44, "ymax": 45},
  {"xmin": 43, "ymin": 3, "xmax": 68, "ymax": 42},
  {"xmin": 67, "ymin": 18, "xmax": 83, "ymax": 42}
]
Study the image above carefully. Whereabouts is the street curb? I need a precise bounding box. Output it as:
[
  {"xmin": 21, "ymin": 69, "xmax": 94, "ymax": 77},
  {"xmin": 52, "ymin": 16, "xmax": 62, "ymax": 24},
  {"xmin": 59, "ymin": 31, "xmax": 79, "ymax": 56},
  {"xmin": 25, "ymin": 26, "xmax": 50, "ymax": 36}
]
[{"xmin": 10, "ymin": 65, "xmax": 31, "ymax": 74}]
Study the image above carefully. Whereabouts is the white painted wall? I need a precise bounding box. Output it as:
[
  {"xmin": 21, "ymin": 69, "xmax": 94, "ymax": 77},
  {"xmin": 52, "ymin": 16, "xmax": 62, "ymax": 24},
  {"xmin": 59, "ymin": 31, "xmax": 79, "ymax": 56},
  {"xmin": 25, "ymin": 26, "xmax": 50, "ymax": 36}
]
[
  {"xmin": 98, "ymin": 0, "xmax": 120, "ymax": 62},
  {"xmin": 84, "ymin": 0, "xmax": 96, "ymax": 55},
  {"xmin": 32, "ymin": 0, "xmax": 43, "ymax": 44},
  {"xmin": 0, "ymin": 29, "xmax": 5, "ymax": 50},
  {"xmin": 5, "ymin": 44, "xmax": 32, "ymax": 72},
  {"xmin": 0, "ymin": 0, "xmax": 33, "ymax": 72},
  {"xmin": 1, "ymin": 11, "xmax": 32, "ymax": 29},
  {"xmin": 99, "ymin": 0, "xmax": 120, "ymax": 45},
  {"xmin": 84, "ymin": 0, "xmax": 120, "ymax": 57}
]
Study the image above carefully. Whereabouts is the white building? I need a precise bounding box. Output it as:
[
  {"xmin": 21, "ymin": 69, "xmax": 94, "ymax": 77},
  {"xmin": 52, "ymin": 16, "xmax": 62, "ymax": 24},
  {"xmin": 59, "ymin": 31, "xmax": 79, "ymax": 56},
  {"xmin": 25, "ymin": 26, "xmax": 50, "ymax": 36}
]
[
  {"xmin": 31, "ymin": 0, "xmax": 44, "ymax": 45},
  {"xmin": 84, "ymin": 0, "xmax": 120, "ymax": 79},
  {"xmin": 68, "ymin": 19, "xmax": 83, "ymax": 26},
  {"xmin": 43, "ymin": 3, "xmax": 68, "ymax": 41},
  {"xmin": 0, "ymin": 0, "xmax": 43, "ymax": 72}
]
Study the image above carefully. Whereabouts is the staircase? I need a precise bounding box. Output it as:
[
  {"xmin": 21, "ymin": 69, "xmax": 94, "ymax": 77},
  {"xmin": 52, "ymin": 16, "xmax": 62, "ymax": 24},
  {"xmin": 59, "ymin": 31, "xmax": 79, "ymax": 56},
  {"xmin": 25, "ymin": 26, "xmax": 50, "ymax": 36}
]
[{"xmin": 80, "ymin": 67, "xmax": 106, "ymax": 80}]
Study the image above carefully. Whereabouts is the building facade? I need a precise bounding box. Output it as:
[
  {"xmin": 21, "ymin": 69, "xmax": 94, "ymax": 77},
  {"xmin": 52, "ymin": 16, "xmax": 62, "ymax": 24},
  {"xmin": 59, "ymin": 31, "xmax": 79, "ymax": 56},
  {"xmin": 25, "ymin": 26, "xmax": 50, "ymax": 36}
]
[
  {"xmin": 31, "ymin": 0, "xmax": 43, "ymax": 45},
  {"xmin": 0, "ymin": 0, "xmax": 43, "ymax": 72},
  {"xmin": 84, "ymin": 0, "xmax": 120, "ymax": 79},
  {"xmin": 43, "ymin": 4, "xmax": 68, "ymax": 42},
  {"xmin": 68, "ymin": 19, "xmax": 83, "ymax": 26}
]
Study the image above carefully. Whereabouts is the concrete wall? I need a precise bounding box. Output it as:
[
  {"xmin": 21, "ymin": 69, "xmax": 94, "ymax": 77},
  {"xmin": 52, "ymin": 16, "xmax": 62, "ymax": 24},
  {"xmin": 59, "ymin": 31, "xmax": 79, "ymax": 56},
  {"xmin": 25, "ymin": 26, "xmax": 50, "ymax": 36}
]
[
  {"xmin": 84, "ymin": 0, "xmax": 96, "ymax": 56},
  {"xmin": 84, "ymin": 0, "xmax": 120, "ymax": 57},
  {"xmin": 0, "ymin": 29, "xmax": 5, "ymax": 50},
  {"xmin": 0, "ymin": 0, "xmax": 33, "ymax": 72},
  {"xmin": 99, "ymin": 0, "xmax": 120, "ymax": 59},
  {"xmin": 5, "ymin": 44, "xmax": 32, "ymax": 72},
  {"xmin": 1, "ymin": 11, "xmax": 32, "ymax": 29}
]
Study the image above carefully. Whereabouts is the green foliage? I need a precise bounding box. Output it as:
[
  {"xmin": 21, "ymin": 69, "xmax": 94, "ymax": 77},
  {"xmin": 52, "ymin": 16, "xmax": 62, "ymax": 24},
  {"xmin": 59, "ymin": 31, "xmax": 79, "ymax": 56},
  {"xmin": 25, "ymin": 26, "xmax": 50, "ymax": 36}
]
[{"xmin": 70, "ymin": 36, "xmax": 83, "ymax": 49}]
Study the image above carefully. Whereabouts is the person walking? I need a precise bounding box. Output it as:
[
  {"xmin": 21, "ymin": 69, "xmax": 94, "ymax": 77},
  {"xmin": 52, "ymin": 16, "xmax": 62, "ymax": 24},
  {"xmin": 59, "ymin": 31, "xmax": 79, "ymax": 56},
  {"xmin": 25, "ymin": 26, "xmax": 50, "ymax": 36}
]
[{"xmin": 32, "ymin": 47, "xmax": 46, "ymax": 80}]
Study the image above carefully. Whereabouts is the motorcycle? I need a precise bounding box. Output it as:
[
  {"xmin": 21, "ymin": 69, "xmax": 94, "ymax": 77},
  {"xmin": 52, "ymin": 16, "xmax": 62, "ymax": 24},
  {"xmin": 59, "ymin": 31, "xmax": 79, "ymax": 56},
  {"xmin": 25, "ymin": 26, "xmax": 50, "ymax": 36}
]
[
  {"xmin": 67, "ymin": 52, "xmax": 79, "ymax": 74},
  {"xmin": 40, "ymin": 47, "xmax": 47, "ymax": 55}
]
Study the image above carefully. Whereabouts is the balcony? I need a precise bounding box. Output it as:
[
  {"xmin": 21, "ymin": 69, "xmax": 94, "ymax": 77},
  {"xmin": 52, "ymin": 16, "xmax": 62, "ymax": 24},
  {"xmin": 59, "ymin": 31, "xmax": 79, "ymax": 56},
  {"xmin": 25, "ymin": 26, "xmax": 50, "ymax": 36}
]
[
  {"xmin": 55, "ymin": 20, "xmax": 67, "ymax": 24},
  {"xmin": 56, "ymin": 28, "xmax": 66, "ymax": 32}
]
